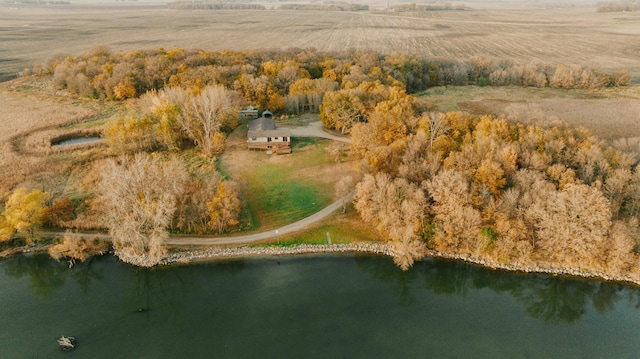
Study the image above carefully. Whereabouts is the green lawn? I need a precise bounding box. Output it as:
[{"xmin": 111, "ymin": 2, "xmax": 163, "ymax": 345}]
[
  {"xmin": 253, "ymin": 208, "xmax": 382, "ymax": 247},
  {"xmin": 228, "ymin": 137, "xmax": 338, "ymax": 231},
  {"xmin": 245, "ymin": 165, "xmax": 327, "ymax": 229}
]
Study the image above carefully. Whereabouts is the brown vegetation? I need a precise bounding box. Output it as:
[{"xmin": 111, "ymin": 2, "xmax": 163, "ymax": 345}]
[
  {"xmin": 0, "ymin": 89, "xmax": 94, "ymax": 197},
  {"xmin": 99, "ymin": 153, "xmax": 188, "ymax": 266},
  {"xmin": 349, "ymin": 105, "xmax": 640, "ymax": 275},
  {"xmin": 597, "ymin": 0, "xmax": 639, "ymax": 12},
  {"xmin": 48, "ymin": 231, "xmax": 108, "ymax": 263},
  {"xmin": 3, "ymin": 5, "xmax": 640, "ymax": 84}
]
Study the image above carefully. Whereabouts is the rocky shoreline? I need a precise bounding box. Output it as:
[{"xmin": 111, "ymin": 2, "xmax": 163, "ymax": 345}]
[
  {"xmin": 159, "ymin": 243, "xmax": 395, "ymax": 265},
  {"xmin": 427, "ymin": 250, "xmax": 640, "ymax": 287},
  {"xmin": 4, "ymin": 241, "xmax": 639, "ymax": 286},
  {"xmin": 158, "ymin": 243, "xmax": 640, "ymax": 286}
]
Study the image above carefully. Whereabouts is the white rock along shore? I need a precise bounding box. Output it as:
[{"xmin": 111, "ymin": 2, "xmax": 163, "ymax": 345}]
[
  {"xmin": 157, "ymin": 243, "xmax": 640, "ymax": 286},
  {"xmin": 6, "ymin": 241, "xmax": 639, "ymax": 286}
]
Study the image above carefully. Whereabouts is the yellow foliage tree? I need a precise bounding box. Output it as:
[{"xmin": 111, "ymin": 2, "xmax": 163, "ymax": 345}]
[
  {"xmin": 104, "ymin": 111, "xmax": 161, "ymax": 153},
  {"xmin": 474, "ymin": 158, "xmax": 506, "ymax": 196},
  {"xmin": 207, "ymin": 181, "xmax": 241, "ymax": 234},
  {"xmin": 0, "ymin": 187, "xmax": 49, "ymax": 243},
  {"xmin": 319, "ymin": 90, "xmax": 365, "ymax": 134}
]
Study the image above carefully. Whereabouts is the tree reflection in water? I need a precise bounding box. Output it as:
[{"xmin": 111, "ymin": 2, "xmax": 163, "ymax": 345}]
[
  {"xmin": 356, "ymin": 255, "xmax": 640, "ymax": 324},
  {"xmin": 4, "ymin": 253, "xmax": 640, "ymax": 325},
  {"xmin": 354, "ymin": 254, "xmax": 420, "ymax": 306},
  {"xmin": 3, "ymin": 254, "xmax": 67, "ymax": 300},
  {"xmin": 129, "ymin": 258, "xmax": 246, "ymax": 315}
]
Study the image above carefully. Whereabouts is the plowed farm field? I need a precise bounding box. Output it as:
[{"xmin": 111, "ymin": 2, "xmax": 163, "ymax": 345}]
[{"xmin": 1, "ymin": 3, "xmax": 639, "ymax": 82}]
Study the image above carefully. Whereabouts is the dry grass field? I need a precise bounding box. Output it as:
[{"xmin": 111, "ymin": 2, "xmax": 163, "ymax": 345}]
[
  {"xmin": 0, "ymin": 84, "xmax": 95, "ymax": 197},
  {"xmin": 1, "ymin": 1, "xmax": 639, "ymax": 82},
  {"xmin": 423, "ymin": 85, "xmax": 640, "ymax": 142}
]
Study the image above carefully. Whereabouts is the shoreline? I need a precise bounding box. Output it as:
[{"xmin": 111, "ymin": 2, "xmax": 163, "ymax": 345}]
[
  {"xmin": 158, "ymin": 243, "xmax": 640, "ymax": 287},
  {"xmin": 3, "ymin": 241, "xmax": 639, "ymax": 287},
  {"xmin": 160, "ymin": 243, "xmax": 395, "ymax": 265}
]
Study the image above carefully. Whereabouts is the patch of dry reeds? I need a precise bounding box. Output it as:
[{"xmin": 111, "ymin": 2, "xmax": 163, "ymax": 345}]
[{"xmin": 0, "ymin": 90, "xmax": 95, "ymax": 197}]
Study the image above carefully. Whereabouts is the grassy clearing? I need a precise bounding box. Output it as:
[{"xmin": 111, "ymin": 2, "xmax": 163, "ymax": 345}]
[
  {"xmin": 253, "ymin": 207, "xmax": 382, "ymax": 247},
  {"xmin": 238, "ymin": 138, "xmax": 335, "ymax": 230},
  {"xmin": 421, "ymin": 85, "xmax": 640, "ymax": 112},
  {"xmin": 422, "ymin": 85, "xmax": 640, "ymax": 141}
]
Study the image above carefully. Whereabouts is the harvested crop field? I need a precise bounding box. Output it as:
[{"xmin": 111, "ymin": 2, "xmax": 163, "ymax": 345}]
[{"xmin": 1, "ymin": 2, "xmax": 639, "ymax": 82}]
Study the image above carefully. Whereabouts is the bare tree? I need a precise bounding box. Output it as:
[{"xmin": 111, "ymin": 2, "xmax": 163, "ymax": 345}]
[
  {"xmin": 176, "ymin": 85, "xmax": 236, "ymax": 156},
  {"xmin": 425, "ymin": 112, "xmax": 449, "ymax": 150},
  {"xmin": 335, "ymin": 175, "xmax": 354, "ymax": 213},
  {"xmin": 100, "ymin": 153, "xmax": 187, "ymax": 266}
]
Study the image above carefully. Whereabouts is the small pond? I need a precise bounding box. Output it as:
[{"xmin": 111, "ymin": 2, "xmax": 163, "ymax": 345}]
[{"xmin": 51, "ymin": 135, "xmax": 102, "ymax": 147}]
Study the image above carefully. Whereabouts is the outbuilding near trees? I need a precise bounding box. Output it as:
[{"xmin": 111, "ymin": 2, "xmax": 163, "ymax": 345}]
[{"xmin": 247, "ymin": 111, "xmax": 291, "ymax": 154}]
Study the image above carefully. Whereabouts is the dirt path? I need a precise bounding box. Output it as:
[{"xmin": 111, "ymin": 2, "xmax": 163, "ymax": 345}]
[
  {"xmin": 45, "ymin": 191, "xmax": 353, "ymax": 245},
  {"xmin": 166, "ymin": 191, "xmax": 353, "ymax": 245},
  {"xmin": 288, "ymin": 121, "xmax": 351, "ymax": 143}
]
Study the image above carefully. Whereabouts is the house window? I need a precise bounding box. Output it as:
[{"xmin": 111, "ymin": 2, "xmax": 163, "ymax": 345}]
[
  {"xmin": 267, "ymin": 137, "xmax": 272, "ymax": 142},
  {"xmin": 251, "ymin": 137, "xmax": 256, "ymax": 141},
  {"xmin": 283, "ymin": 137, "xmax": 288, "ymax": 142},
  {"xmin": 275, "ymin": 137, "xmax": 279, "ymax": 140}
]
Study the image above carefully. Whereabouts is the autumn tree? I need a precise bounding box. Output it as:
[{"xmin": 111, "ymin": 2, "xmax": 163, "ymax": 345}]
[
  {"xmin": 426, "ymin": 170, "xmax": 482, "ymax": 253},
  {"xmin": 526, "ymin": 183, "xmax": 613, "ymax": 268},
  {"xmin": 45, "ymin": 197, "xmax": 75, "ymax": 227},
  {"xmin": 350, "ymin": 88, "xmax": 416, "ymax": 174},
  {"xmin": 176, "ymin": 85, "xmax": 238, "ymax": 156},
  {"xmin": 172, "ymin": 175, "xmax": 219, "ymax": 234},
  {"xmin": 398, "ymin": 131, "xmax": 442, "ymax": 184},
  {"xmin": 206, "ymin": 180, "xmax": 241, "ymax": 234},
  {"xmin": 420, "ymin": 112, "xmax": 449, "ymax": 150},
  {"xmin": 319, "ymin": 89, "xmax": 366, "ymax": 134},
  {"xmin": 100, "ymin": 153, "xmax": 187, "ymax": 266},
  {"xmin": 287, "ymin": 77, "xmax": 337, "ymax": 113},
  {"xmin": 139, "ymin": 88, "xmax": 185, "ymax": 151},
  {"xmin": 49, "ymin": 231, "xmax": 108, "ymax": 264},
  {"xmin": 233, "ymin": 73, "xmax": 271, "ymax": 110},
  {"xmin": 0, "ymin": 188, "xmax": 49, "ymax": 243},
  {"xmin": 354, "ymin": 172, "xmax": 428, "ymax": 270},
  {"xmin": 104, "ymin": 111, "xmax": 162, "ymax": 153}
]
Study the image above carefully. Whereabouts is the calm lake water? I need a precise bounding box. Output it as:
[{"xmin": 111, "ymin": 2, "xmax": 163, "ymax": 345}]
[{"xmin": 1, "ymin": 253, "xmax": 640, "ymax": 358}]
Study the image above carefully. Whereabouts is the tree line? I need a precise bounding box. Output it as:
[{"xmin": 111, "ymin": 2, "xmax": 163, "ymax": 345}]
[
  {"xmin": 41, "ymin": 47, "xmax": 630, "ymax": 107},
  {"xmin": 168, "ymin": 2, "xmax": 267, "ymax": 10},
  {"xmin": 597, "ymin": 0, "xmax": 639, "ymax": 12}
]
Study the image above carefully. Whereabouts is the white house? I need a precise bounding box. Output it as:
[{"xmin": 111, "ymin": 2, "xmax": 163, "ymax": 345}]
[{"xmin": 247, "ymin": 111, "xmax": 291, "ymax": 154}]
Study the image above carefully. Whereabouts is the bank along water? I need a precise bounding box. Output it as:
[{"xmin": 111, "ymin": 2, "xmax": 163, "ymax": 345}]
[{"xmin": 2, "ymin": 253, "xmax": 640, "ymax": 358}]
